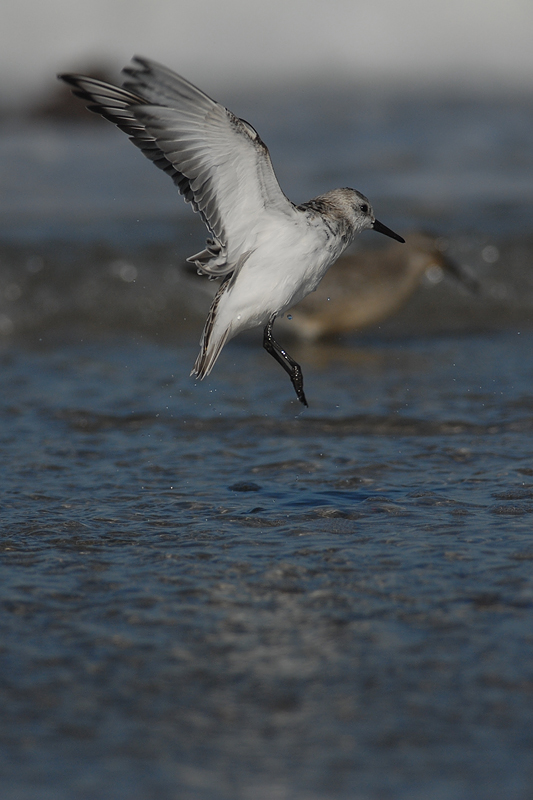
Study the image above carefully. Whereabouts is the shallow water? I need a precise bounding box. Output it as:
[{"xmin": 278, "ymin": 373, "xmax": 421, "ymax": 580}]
[{"xmin": 1, "ymin": 86, "xmax": 533, "ymax": 799}]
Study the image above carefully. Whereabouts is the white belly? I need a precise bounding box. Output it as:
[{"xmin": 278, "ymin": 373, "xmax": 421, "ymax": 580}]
[{"xmin": 217, "ymin": 219, "xmax": 346, "ymax": 336}]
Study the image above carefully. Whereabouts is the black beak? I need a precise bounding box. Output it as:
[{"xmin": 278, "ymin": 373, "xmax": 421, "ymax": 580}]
[{"xmin": 373, "ymin": 219, "xmax": 405, "ymax": 243}]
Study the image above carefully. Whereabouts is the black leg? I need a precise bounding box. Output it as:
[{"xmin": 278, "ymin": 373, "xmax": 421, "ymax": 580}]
[{"xmin": 263, "ymin": 315, "xmax": 308, "ymax": 407}]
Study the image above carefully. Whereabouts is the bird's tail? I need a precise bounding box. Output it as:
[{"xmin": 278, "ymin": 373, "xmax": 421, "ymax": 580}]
[
  {"xmin": 191, "ymin": 328, "xmax": 230, "ymax": 380},
  {"xmin": 191, "ymin": 277, "xmax": 231, "ymax": 380}
]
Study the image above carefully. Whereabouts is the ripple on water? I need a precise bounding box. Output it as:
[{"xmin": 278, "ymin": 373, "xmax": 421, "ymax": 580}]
[{"xmin": 1, "ymin": 333, "xmax": 533, "ymax": 798}]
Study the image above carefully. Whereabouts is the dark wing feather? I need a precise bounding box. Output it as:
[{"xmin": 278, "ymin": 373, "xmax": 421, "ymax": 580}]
[
  {"xmin": 59, "ymin": 58, "xmax": 295, "ymax": 275},
  {"xmin": 59, "ymin": 74, "xmax": 200, "ymax": 218}
]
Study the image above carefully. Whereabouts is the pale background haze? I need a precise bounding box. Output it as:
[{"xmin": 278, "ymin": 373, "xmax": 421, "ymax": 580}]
[{"xmin": 2, "ymin": 0, "xmax": 533, "ymax": 108}]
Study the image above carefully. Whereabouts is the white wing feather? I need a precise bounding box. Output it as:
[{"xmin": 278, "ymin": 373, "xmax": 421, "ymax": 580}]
[{"xmin": 61, "ymin": 57, "xmax": 296, "ymax": 277}]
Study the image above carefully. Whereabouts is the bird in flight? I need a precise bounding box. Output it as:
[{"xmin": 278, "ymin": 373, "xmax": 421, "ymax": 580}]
[{"xmin": 60, "ymin": 57, "xmax": 404, "ymax": 406}]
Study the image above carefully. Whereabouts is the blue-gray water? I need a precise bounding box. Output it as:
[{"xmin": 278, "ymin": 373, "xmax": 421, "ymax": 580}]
[{"xmin": 1, "ymin": 85, "xmax": 533, "ymax": 799}]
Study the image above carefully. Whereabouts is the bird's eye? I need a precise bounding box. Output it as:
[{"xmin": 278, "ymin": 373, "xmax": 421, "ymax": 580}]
[{"xmin": 360, "ymin": 204, "xmax": 369, "ymax": 214}]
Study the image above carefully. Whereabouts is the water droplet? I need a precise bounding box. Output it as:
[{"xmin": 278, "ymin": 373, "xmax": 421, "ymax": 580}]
[{"xmin": 482, "ymin": 245, "xmax": 499, "ymax": 264}]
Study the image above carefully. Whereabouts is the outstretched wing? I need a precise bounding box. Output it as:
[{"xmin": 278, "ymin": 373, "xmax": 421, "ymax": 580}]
[{"xmin": 60, "ymin": 57, "xmax": 295, "ymax": 276}]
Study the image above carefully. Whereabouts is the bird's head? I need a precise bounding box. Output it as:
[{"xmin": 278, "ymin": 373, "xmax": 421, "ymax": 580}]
[{"xmin": 347, "ymin": 189, "xmax": 405, "ymax": 242}]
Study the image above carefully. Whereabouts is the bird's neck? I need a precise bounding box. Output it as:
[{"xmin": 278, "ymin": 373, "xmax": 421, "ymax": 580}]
[{"xmin": 297, "ymin": 197, "xmax": 355, "ymax": 246}]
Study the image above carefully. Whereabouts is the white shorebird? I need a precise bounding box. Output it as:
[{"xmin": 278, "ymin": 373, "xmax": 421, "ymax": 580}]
[{"xmin": 60, "ymin": 57, "xmax": 404, "ymax": 406}]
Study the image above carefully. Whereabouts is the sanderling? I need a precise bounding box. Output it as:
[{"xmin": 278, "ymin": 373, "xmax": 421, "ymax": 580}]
[
  {"xmin": 60, "ymin": 56, "xmax": 404, "ymax": 406},
  {"xmin": 282, "ymin": 233, "xmax": 478, "ymax": 340}
]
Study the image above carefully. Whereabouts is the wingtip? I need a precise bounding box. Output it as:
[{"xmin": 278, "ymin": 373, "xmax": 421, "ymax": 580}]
[
  {"xmin": 58, "ymin": 72, "xmax": 76, "ymax": 85},
  {"xmin": 124, "ymin": 55, "xmax": 162, "ymax": 77},
  {"xmin": 129, "ymin": 55, "xmax": 149, "ymax": 70}
]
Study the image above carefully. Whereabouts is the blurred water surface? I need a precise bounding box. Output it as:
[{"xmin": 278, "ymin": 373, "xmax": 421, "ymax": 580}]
[{"xmin": 1, "ymin": 85, "xmax": 533, "ymax": 799}]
